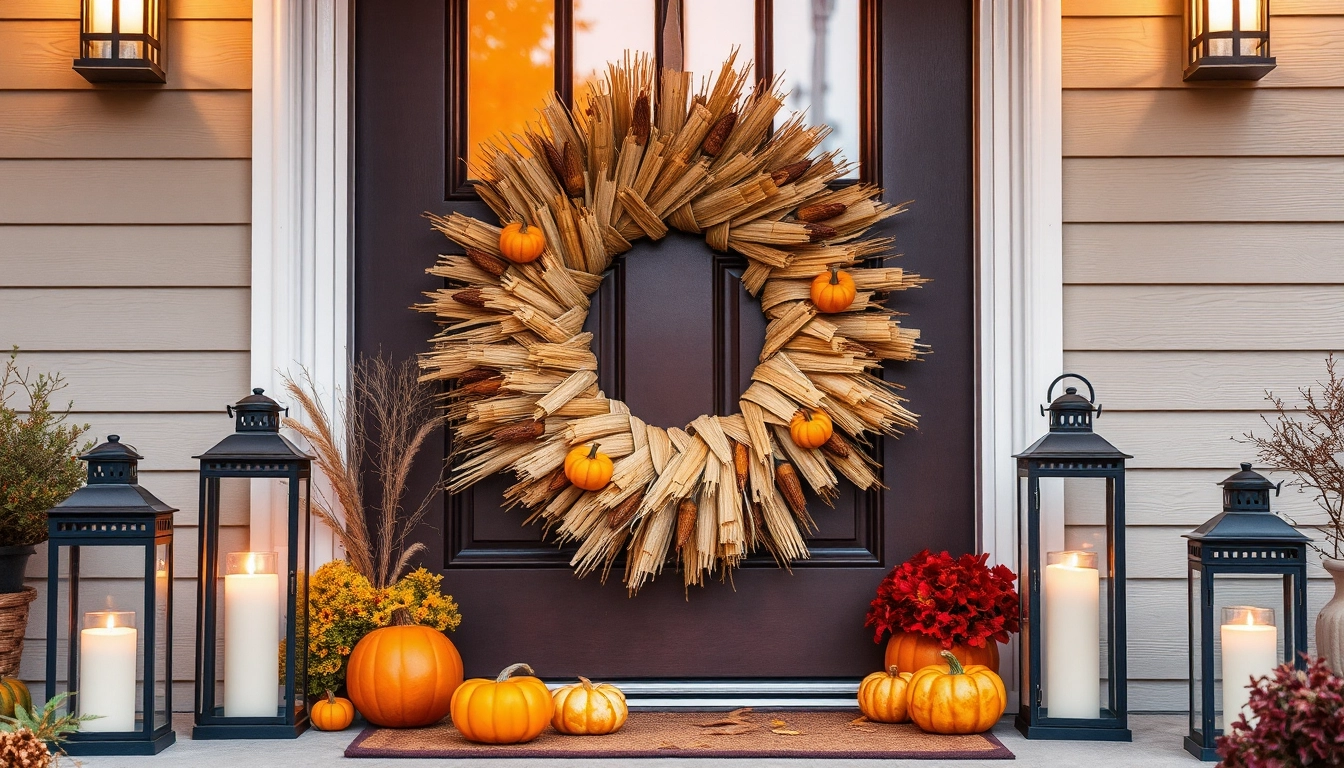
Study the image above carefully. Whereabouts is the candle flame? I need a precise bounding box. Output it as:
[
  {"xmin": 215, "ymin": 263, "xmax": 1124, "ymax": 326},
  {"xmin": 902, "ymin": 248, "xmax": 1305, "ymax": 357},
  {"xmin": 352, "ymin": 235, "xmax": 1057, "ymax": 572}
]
[
  {"xmin": 1245, "ymin": 612, "xmax": 1255, "ymax": 626},
  {"xmin": 106, "ymin": 614, "xmax": 114, "ymax": 630},
  {"xmin": 1066, "ymin": 552, "xmax": 1080, "ymax": 568},
  {"xmin": 245, "ymin": 552, "xmax": 256, "ymax": 575}
]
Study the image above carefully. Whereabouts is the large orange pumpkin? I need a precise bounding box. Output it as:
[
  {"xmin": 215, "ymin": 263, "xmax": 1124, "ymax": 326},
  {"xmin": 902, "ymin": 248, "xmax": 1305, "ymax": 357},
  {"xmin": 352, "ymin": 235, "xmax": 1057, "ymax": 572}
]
[
  {"xmin": 907, "ymin": 651, "xmax": 1007, "ymax": 735},
  {"xmin": 551, "ymin": 677, "xmax": 628, "ymax": 735},
  {"xmin": 346, "ymin": 624, "xmax": 464, "ymax": 728},
  {"xmin": 857, "ymin": 665, "xmax": 912, "ymax": 723},
  {"xmin": 564, "ymin": 443, "xmax": 614, "ymax": 491},
  {"xmin": 884, "ymin": 630, "xmax": 1000, "ymax": 675},
  {"xmin": 789, "ymin": 408, "xmax": 833, "ymax": 449},
  {"xmin": 311, "ymin": 692, "xmax": 355, "ymax": 731},
  {"xmin": 499, "ymin": 221, "xmax": 546, "ymax": 263},
  {"xmin": 451, "ymin": 663, "xmax": 554, "ymax": 744},
  {"xmin": 810, "ymin": 267, "xmax": 856, "ymax": 313}
]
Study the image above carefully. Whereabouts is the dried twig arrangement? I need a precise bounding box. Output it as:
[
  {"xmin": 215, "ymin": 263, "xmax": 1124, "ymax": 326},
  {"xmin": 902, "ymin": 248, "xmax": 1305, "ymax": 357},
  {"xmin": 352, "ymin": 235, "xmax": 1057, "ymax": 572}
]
[
  {"xmin": 283, "ymin": 356, "xmax": 448, "ymax": 589},
  {"xmin": 418, "ymin": 51, "xmax": 925, "ymax": 594},
  {"xmin": 1241, "ymin": 353, "xmax": 1344, "ymax": 559}
]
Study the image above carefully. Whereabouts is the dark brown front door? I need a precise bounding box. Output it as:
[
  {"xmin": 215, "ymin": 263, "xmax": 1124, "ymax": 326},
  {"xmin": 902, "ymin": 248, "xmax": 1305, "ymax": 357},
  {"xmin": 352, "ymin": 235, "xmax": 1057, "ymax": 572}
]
[{"xmin": 354, "ymin": 0, "xmax": 975, "ymax": 683}]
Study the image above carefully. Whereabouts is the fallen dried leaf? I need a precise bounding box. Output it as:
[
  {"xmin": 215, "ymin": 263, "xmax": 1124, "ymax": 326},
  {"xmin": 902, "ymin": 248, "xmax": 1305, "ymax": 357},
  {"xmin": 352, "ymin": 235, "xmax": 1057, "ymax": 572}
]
[
  {"xmin": 771, "ymin": 728, "xmax": 802, "ymax": 736},
  {"xmin": 850, "ymin": 715, "xmax": 870, "ymax": 725},
  {"xmin": 770, "ymin": 718, "xmax": 787, "ymax": 727}
]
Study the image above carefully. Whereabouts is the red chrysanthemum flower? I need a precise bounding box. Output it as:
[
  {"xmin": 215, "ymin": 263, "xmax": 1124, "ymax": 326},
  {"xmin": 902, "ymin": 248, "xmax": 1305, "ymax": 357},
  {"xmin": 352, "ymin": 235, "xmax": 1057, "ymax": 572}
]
[{"xmin": 863, "ymin": 549, "xmax": 1021, "ymax": 649}]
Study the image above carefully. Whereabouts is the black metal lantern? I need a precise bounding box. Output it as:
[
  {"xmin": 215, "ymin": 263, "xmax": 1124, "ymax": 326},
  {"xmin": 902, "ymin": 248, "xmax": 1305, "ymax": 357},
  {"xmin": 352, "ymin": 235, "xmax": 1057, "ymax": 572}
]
[
  {"xmin": 45, "ymin": 435, "xmax": 175, "ymax": 756},
  {"xmin": 1183, "ymin": 463, "xmax": 1309, "ymax": 761},
  {"xmin": 1014, "ymin": 374, "xmax": 1132, "ymax": 741},
  {"xmin": 74, "ymin": 0, "xmax": 165, "ymax": 83},
  {"xmin": 1184, "ymin": 0, "xmax": 1275, "ymax": 81},
  {"xmin": 192, "ymin": 389, "xmax": 312, "ymax": 739}
]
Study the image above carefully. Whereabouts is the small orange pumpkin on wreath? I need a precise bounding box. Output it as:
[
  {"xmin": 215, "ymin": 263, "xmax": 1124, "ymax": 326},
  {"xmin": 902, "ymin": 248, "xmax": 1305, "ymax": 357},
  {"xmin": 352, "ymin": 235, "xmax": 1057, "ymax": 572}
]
[{"xmin": 419, "ymin": 51, "xmax": 926, "ymax": 594}]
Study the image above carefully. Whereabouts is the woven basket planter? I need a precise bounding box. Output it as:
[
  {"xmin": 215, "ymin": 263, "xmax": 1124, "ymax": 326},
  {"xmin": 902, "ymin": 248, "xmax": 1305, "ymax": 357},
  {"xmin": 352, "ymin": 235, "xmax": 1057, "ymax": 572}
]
[{"xmin": 0, "ymin": 587, "xmax": 38, "ymax": 678}]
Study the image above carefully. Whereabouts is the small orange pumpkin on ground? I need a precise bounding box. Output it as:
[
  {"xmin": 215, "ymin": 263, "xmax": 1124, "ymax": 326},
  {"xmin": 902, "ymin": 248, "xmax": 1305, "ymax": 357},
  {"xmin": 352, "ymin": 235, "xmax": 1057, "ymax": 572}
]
[
  {"xmin": 346, "ymin": 624, "xmax": 464, "ymax": 728},
  {"xmin": 789, "ymin": 408, "xmax": 833, "ymax": 449},
  {"xmin": 907, "ymin": 651, "xmax": 1007, "ymax": 735},
  {"xmin": 565, "ymin": 443, "xmax": 614, "ymax": 491},
  {"xmin": 810, "ymin": 267, "xmax": 856, "ymax": 313},
  {"xmin": 858, "ymin": 665, "xmax": 913, "ymax": 723},
  {"xmin": 311, "ymin": 691, "xmax": 355, "ymax": 731},
  {"xmin": 551, "ymin": 677, "xmax": 628, "ymax": 735},
  {"xmin": 499, "ymin": 221, "xmax": 546, "ymax": 263},
  {"xmin": 885, "ymin": 630, "xmax": 1000, "ymax": 675},
  {"xmin": 451, "ymin": 663, "xmax": 554, "ymax": 744}
]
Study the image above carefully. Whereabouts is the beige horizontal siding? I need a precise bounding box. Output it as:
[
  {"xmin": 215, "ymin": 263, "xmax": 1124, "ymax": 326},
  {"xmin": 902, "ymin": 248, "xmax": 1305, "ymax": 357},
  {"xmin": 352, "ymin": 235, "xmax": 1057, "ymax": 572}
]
[
  {"xmin": 1063, "ymin": 2, "xmax": 1344, "ymax": 712},
  {"xmin": 0, "ymin": 225, "xmax": 250, "ymax": 287},
  {"xmin": 12, "ymin": 352, "xmax": 250, "ymax": 412},
  {"xmin": 1065, "ymin": 469, "xmax": 1324, "ymax": 526},
  {"xmin": 0, "ymin": 160, "xmax": 250, "ymax": 224},
  {"xmin": 0, "ymin": 7, "xmax": 253, "ymax": 704},
  {"xmin": 0, "ymin": 91, "xmax": 252, "ymax": 158},
  {"xmin": 1064, "ymin": 89, "xmax": 1344, "ymax": 156},
  {"xmin": 1064, "ymin": 158, "xmax": 1344, "ymax": 223},
  {"xmin": 0, "ymin": 288, "xmax": 250, "ymax": 351},
  {"xmin": 1065, "ymin": 286, "xmax": 1344, "ymax": 350},
  {"xmin": 1064, "ymin": 224, "xmax": 1344, "ymax": 284},
  {"xmin": 0, "ymin": 20, "xmax": 251, "ymax": 89},
  {"xmin": 1064, "ymin": 15, "xmax": 1344, "ymax": 89}
]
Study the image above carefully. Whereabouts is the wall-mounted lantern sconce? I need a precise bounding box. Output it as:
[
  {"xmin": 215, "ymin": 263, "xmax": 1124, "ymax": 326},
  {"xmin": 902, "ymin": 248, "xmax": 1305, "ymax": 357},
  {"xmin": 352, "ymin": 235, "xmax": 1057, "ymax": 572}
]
[
  {"xmin": 1184, "ymin": 0, "xmax": 1276, "ymax": 81},
  {"xmin": 74, "ymin": 0, "xmax": 165, "ymax": 83}
]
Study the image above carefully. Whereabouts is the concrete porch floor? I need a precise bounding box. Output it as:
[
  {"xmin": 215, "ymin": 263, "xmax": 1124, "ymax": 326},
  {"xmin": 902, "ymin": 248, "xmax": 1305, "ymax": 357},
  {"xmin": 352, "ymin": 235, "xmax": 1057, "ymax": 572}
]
[{"xmin": 72, "ymin": 714, "xmax": 1202, "ymax": 767}]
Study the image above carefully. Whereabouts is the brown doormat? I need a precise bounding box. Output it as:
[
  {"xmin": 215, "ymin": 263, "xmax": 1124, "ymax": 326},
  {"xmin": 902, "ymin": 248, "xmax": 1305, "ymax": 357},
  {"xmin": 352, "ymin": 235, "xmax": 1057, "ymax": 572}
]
[{"xmin": 344, "ymin": 710, "xmax": 1014, "ymax": 759}]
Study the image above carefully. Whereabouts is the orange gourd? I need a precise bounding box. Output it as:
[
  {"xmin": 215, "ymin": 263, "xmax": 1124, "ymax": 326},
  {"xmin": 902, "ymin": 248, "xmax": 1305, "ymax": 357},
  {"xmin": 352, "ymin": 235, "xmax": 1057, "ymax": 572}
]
[
  {"xmin": 346, "ymin": 624, "xmax": 464, "ymax": 728},
  {"xmin": 907, "ymin": 651, "xmax": 1007, "ymax": 734},
  {"xmin": 0, "ymin": 678, "xmax": 31, "ymax": 718},
  {"xmin": 499, "ymin": 221, "xmax": 546, "ymax": 263},
  {"xmin": 789, "ymin": 408, "xmax": 833, "ymax": 449},
  {"xmin": 565, "ymin": 443, "xmax": 614, "ymax": 491},
  {"xmin": 451, "ymin": 663, "xmax": 554, "ymax": 744},
  {"xmin": 810, "ymin": 267, "xmax": 856, "ymax": 313},
  {"xmin": 857, "ymin": 665, "xmax": 913, "ymax": 723},
  {"xmin": 551, "ymin": 677, "xmax": 628, "ymax": 735},
  {"xmin": 885, "ymin": 630, "xmax": 1000, "ymax": 675},
  {"xmin": 311, "ymin": 692, "xmax": 355, "ymax": 731}
]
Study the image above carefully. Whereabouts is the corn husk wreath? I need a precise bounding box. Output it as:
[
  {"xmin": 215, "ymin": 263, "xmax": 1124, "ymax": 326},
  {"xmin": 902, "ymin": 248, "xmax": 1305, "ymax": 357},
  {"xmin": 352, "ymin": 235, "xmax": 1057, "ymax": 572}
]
[{"xmin": 418, "ymin": 51, "xmax": 926, "ymax": 595}]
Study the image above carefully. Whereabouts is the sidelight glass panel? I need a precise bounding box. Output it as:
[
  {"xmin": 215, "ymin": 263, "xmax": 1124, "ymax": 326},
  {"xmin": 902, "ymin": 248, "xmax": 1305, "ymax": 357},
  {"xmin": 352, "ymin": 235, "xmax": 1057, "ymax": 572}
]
[
  {"xmin": 772, "ymin": 0, "xmax": 860, "ymax": 177},
  {"xmin": 466, "ymin": 0, "xmax": 556, "ymax": 176},
  {"xmin": 684, "ymin": 0, "xmax": 754, "ymax": 87},
  {"xmin": 573, "ymin": 0, "xmax": 656, "ymax": 108}
]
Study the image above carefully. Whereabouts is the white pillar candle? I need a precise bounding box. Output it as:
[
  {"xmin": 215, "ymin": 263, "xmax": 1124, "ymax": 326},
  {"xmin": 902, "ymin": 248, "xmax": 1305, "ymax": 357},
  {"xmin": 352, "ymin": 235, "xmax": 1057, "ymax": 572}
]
[
  {"xmin": 1220, "ymin": 606, "xmax": 1277, "ymax": 730},
  {"xmin": 1045, "ymin": 550, "xmax": 1100, "ymax": 719},
  {"xmin": 79, "ymin": 611, "xmax": 137, "ymax": 732},
  {"xmin": 223, "ymin": 551, "xmax": 280, "ymax": 718}
]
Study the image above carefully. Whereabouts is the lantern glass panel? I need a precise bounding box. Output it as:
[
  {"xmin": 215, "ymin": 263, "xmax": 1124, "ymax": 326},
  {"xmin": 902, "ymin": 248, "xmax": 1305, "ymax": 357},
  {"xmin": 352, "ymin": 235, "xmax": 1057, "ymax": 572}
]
[
  {"xmin": 1189, "ymin": 568, "xmax": 1205, "ymax": 736},
  {"xmin": 292, "ymin": 476, "xmax": 310, "ymax": 721},
  {"xmin": 1210, "ymin": 575, "xmax": 1289, "ymax": 729},
  {"xmin": 152, "ymin": 541, "xmax": 170, "ymax": 731},
  {"xmin": 52, "ymin": 545, "xmax": 156, "ymax": 730}
]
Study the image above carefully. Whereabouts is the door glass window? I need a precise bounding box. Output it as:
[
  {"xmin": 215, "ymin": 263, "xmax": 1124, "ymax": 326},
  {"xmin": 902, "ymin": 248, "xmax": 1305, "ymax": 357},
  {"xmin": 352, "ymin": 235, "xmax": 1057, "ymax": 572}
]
[
  {"xmin": 457, "ymin": 0, "xmax": 867, "ymax": 187},
  {"xmin": 467, "ymin": 0, "xmax": 557, "ymax": 174},
  {"xmin": 772, "ymin": 0, "xmax": 860, "ymax": 177},
  {"xmin": 573, "ymin": 0, "xmax": 656, "ymax": 108},
  {"xmin": 683, "ymin": 0, "xmax": 755, "ymax": 87}
]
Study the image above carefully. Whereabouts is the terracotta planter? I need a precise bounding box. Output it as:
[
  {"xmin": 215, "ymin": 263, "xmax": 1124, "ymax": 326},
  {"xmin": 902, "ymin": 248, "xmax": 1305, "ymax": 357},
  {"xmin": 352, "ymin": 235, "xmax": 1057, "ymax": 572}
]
[
  {"xmin": 884, "ymin": 631, "xmax": 1000, "ymax": 675},
  {"xmin": 0, "ymin": 545, "xmax": 35, "ymax": 595},
  {"xmin": 1317, "ymin": 558, "xmax": 1344, "ymax": 673}
]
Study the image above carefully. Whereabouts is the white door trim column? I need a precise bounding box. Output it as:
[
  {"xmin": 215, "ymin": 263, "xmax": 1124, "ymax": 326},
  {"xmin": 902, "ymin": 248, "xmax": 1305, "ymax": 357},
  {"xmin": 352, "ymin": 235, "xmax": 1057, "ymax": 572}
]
[
  {"xmin": 251, "ymin": 0, "xmax": 352, "ymax": 566},
  {"xmin": 975, "ymin": 0, "xmax": 1064, "ymax": 581}
]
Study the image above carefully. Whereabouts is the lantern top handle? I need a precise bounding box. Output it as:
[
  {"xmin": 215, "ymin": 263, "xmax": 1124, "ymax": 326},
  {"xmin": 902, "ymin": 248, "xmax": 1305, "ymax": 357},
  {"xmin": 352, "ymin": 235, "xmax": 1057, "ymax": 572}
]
[{"xmin": 1046, "ymin": 373, "xmax": 1095, "ymax": 404}]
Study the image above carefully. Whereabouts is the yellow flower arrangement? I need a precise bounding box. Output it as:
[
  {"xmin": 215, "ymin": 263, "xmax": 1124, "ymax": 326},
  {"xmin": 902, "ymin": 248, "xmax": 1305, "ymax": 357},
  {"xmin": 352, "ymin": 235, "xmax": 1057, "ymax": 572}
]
[{"xmin": 302, "ymin": 560, "xmax": 462, "ymax": 696}]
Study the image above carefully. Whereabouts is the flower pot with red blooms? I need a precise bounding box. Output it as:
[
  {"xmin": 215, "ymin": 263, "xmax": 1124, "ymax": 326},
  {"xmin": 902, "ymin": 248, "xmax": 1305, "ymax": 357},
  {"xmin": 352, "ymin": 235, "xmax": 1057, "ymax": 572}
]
[{"xmin": 865, "ymin": 550, "xmax": 1020, "ymax": 674}]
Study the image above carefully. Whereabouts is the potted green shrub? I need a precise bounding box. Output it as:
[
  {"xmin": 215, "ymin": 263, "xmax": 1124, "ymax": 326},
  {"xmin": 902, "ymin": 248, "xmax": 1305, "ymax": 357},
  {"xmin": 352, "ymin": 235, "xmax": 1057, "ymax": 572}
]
[{"xmin": 0, "ymin": 349, "xmax": 88, "ymax": 592}]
